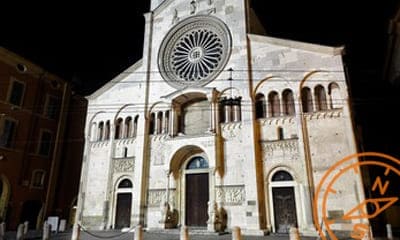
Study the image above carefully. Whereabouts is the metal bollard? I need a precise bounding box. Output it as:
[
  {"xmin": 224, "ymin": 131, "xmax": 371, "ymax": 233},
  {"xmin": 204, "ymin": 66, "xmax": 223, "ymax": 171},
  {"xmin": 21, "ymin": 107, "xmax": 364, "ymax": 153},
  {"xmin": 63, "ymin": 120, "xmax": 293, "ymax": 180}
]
[
  {"xmin": 16, "ymin": 223, "xmax": 24, "ymax": 240},
  {"xmin": 43, "ymin": 221, "xmax": 51, "ymax": 240},
  {"xmin": 134, "ymin": 225, "xmax": 143, "ymax": 240},
  {"xmin": 289, "ymin": 227, "xmax": 300, "ymax": 240},
  {"xmin": 387, "ymin": 224, "xmax": 393, "ymax": 240},
  {"xmin": 180, "ymin": 225, "xmax": 190, "ymax": 240},
  {"xmin": 0, "ymin": 222, "xmax": 5, "ymax": 240},
  {"xmin": 232, "ymin": 226, "xmax": 242, "ymax": 240},
  {"xmin": 71, "ymin": 223, "xmax": 80, "ymax": 240}
]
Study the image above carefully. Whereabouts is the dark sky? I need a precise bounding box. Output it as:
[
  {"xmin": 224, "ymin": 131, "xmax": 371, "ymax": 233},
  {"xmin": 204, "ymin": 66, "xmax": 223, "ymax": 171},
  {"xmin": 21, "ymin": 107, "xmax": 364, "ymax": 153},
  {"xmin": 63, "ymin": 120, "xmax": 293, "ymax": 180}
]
[
  {"xmin": 1, "ymin": 1, "xmax": 400, "ymax": 154},
  {"xmin": 1, "ymin": 1, "xmax": 398, "ymax": 96}
]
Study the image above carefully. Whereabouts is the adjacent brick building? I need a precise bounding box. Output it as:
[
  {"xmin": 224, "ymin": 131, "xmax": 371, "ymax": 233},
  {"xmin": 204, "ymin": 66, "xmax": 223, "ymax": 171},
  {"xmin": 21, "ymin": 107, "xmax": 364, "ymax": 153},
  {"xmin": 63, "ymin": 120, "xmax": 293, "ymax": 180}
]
[{"xmin": 0, "ymin": 47, "xmax": 87, "ymax": 230}]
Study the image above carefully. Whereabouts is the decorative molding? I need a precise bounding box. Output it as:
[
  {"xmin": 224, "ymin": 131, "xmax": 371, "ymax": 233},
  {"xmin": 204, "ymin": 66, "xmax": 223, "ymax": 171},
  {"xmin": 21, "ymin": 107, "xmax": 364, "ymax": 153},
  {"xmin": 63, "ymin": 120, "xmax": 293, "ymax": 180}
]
[
  {"xmin": 90, "ymin": 141, "xmax": 109, "ymax": 148},
  {"xmin": 260, "ymin": 139, "xmax": 299, "ymax": 161},
  {"xmin": 113, "ymin": 157, "xmax": 135, "ymax": 172},
  {"xmin": 221, "ymin": 122, "xmax": 242, "ymax": 139},
  {"xmin": 216, "ymin": 185, "xmax": 245, "ymax": 205},
  {"xmin": 303, "ymin": 109, "xmax": 343, "ymax": 120},
  {"xmin": 115, "ymin": 138, "xmax": 136, "ymax": 145},
  {"xmin": 258, "ymin": 116, "xmax": 295, "ymax": 126}
]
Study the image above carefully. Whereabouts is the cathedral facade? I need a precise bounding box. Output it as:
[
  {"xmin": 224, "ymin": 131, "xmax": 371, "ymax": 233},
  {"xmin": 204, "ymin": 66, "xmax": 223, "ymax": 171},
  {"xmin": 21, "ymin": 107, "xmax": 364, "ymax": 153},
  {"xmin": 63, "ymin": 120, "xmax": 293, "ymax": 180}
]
[{"xmin": 77, "ymin": 0, "xmax": 366, "ymax": 236}]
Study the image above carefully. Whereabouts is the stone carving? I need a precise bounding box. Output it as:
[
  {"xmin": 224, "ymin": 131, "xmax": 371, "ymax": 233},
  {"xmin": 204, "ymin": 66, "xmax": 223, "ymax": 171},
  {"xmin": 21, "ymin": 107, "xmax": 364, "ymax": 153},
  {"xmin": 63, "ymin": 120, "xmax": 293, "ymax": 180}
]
[
  {"xmin": 215, "ymin": 186, "xmax": 245, "ymax": 205},
  {"xmin": 147, "ymin": 189, "xmax": 176, "ymax": 207},
  {"xmin": 207, "ymin": 201, "xmax": 227, "ymax": 232},
  {"xmin": 190, "ymin": 0, "xmax": 197, "ymax": 14},
  {"xmin": 172, "ymin": 9, "xmax": 179, "ymax": 25},
  {"xmin": 113, "ymin": 158, "xmax": 134, "ymax": 172},
  {"xmin": 159, "ymin": 202, "xmax": 178, "ymax": 228},
  {"xmin": 151, "ymin": 143, "xmax": 166, "ymax": 165},
  {"xmin": 261, "ymin": 139, "xmax": 299, "ymax": 161}
]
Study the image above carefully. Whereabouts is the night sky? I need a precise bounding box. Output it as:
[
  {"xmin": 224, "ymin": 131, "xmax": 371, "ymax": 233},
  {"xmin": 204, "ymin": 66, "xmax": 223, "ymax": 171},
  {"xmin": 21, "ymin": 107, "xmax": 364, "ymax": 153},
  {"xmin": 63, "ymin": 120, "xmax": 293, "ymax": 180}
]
[{"xmin": 1, "ymin": 1, "xmax": 399, "ymax": 153}]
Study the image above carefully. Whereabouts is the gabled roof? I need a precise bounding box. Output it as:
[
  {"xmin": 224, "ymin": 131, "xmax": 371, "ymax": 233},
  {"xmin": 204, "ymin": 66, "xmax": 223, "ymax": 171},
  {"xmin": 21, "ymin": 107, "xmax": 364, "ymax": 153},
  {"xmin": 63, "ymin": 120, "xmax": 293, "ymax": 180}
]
[
  {"xmin": 87, "ymin": 59, "xmax": 143, "ymax": 100},
  {"xmin": 248, "ymin": 34, "xmax": 344, "ymax": 56}
]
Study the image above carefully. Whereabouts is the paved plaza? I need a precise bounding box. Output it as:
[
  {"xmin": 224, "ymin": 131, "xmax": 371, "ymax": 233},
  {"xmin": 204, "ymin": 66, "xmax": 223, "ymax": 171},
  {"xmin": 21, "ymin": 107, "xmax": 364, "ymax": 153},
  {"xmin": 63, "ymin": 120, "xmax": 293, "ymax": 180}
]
[{"xmin": 3, "ymin": 229, "xmax": 317, "ymax": 240}]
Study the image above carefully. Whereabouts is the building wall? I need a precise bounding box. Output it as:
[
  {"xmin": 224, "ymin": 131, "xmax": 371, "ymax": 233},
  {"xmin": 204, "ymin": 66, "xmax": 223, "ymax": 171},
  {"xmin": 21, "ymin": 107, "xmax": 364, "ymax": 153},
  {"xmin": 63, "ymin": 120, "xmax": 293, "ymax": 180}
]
[
  {"xmin": 0, "ymin": 47, "xmax": 86, "ymax": 230},
  {"xmin": 78, "ymin": 0, "xmax": 366, "ymax": 236}
]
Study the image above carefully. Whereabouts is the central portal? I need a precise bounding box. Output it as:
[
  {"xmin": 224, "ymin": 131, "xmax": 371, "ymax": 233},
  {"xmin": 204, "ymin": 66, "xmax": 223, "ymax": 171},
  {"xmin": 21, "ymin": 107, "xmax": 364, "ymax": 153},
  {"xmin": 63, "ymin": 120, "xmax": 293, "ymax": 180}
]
[{"xmin": 185, "ymin": 156, "xmax": 209, "ymax": 227}]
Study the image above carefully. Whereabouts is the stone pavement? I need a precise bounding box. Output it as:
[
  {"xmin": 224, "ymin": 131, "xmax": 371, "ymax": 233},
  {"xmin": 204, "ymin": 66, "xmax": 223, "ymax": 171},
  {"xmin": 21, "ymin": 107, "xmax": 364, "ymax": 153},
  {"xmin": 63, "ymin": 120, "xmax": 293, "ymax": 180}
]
[{"xmin": 4, "ymin": 229, "xmax": 318, "ymax": 240}]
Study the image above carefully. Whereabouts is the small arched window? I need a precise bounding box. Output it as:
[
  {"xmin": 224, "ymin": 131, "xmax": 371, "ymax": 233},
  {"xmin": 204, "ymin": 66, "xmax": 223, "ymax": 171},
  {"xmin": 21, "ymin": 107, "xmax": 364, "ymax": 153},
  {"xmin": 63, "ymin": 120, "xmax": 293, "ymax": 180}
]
[
  {"xmin": 186, "ymin": 157, "xmax": 209, "ymax": 169},
  {"xmin": 125, "ymin": 117, "xmax": 132, "ymax": 138},
  {"xmin": 255, "ymin": 93, "xmax": 266, "ymax": 119},
  {"xmin": 282, "ymin": 89, "xmax": 295, "ymax": 116},
  {"xmin": 315, "ymin": 85, "xmax": 327, "ymax": 111},
  {"xmin": 133, "ymin": 115, "xmax": 139, "ymax": 137},
  {"xmin": 123, "ymin": 147, "xmax": 128, "ymax": 158},
  {"xmin": 301, "ymin": 87, "xmax": 313, "ymax": 113},
  {"xmin": 149, "ymin": 113, "xmax": 155, "ymax": 135},
  {"xmin": 118, "ymin": 179, "xmax": 133, "ymax": 188},
  {"xmin": 115, "ymin": 118, "xmax": 123, "ymax": 139},
  {"xmin": 164, "ymin": 111, "xmax": 170, "ymax": 134},
  {"xmin": 272, "ymin": 170, "xmax": 293, "ymax": 181},
  {"xmin": 98, "ymin": 122, "xmax": 104, "ymax": 141},
  {"xmin": 157, "ymin": 112, "xmax": 163, "ymax": 134},
  {"xmin": 268, "ymin": 91, "xmax": 280, "ymax": 117},
  {"xmin": 105, "ymin": 121, "xmax": 110, "ymax": 140},
  {"xmin": 328, "ymin": 82, "xmax": 342, "ymax": 109}
]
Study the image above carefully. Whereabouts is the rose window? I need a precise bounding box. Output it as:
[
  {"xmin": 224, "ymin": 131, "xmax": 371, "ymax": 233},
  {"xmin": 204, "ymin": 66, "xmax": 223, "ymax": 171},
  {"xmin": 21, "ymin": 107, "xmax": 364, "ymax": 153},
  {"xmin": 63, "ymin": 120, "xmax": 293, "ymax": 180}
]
[{"xmin": 158, "ymin": 16, "xmax": 232, "ymax": 89}]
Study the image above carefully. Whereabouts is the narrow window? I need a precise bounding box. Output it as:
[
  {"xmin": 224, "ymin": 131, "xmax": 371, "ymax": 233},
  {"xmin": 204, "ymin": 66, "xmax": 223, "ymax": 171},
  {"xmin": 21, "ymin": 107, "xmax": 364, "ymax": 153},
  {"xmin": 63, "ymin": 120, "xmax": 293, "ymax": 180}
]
[
  {"xmin": 105, "ymin": 121, "xmax": 110, "ymax": 140},
  {"xmin": 157, "ymin": 112, "xmax": 163, "ymax": 134},
  {"xmin": 38, "ymin": 130, "xmax": 52, "ymax": 156},
  {"xmin": 268, "ymin": 91, "xmax": 280, "ymax": 117},
  {"xmin": 7, "ymin": 79, "xmax": 25, "ymax": 106},
  {"xmin": 0, "ymin": 119, "xmax": 17, "ymax": 148},
  {"xmin": 315, "ymin": 85, "xmax": 327, "ymax": 111},
  {"xmin": 301, "ymin": 87, "xmax": 313, "ymax": 113},
  {"xmin": 44, "ymin": 95, "xmax": 61, "ymax": 119},
  {"xmin": 133, "ymin": 115, "xmax": 139, "ymax": 137},
  {"xmin": 149, "ymin": 113, "xmax": 155, "ymax": 135},
  {"xmin": 98, "ymin": 122, "xmax": 104, "ymax": 141},
  {"xmin": 328, "ymin": 82, "xmax": 342, "ymax": 109},
  {"xmin": 164, "ymin": 111, "xmax": 170, "ymax": 134},
  {"xmin": 278, "ymin": 127, "xmax": 284, "ymax": 140},
  {"xmin": 282, "ymin": 89, "xmax": 295, "ymax": 116},
  {"xmin": 125, "ymin": 117, "xmax": 132, "ymax": 138},
  {"xmin": 31, "ymin": 170, "xmax": 45, "ymax": 188},
  {"xmin": 123, "ymin": 147, "xmax": 128, "ymax": 158},
  {"xmin": 255, "ymin": 93, "xmax": 266, "ymax": 119},
  {"xmin": 115, "ymin": 118, "xmax": 123, "ymax": 139}
]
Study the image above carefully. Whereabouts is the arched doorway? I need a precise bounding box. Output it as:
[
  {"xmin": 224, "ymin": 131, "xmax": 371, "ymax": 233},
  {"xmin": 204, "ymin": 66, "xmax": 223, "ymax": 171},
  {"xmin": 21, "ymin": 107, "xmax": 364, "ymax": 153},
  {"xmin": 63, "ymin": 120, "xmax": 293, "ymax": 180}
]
[
  {"xmin": 20, "ymin": 200, "xmax": 42, "ymax": 230},
  {"xmin": 270, "ymin": 170, "xmax": 298, "ymax": 233},
  {"xmin": 114, "ymin": 179, "xmax": 132, "ymax": 229},
  {"xmin": 185, "ymin": 156, "xmax": 209, "ymax": 227}
]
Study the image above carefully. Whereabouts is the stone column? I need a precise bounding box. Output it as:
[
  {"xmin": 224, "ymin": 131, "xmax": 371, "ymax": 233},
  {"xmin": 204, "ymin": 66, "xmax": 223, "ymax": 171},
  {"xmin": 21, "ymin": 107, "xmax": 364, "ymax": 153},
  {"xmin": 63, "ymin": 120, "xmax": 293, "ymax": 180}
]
[
  {"xmin": 224, "ymin": 105, "xmax": 231, "ymax": 123},
  {"xmin": 0, "ymin": 222, "xmax": 5, "ymax": 240},
  {"xmin": 169, "ymin": 107, "xmax": 175, "ymax": 136},
  {"xmin": 16, "ymin": 224, "xmax": 24, "ymax": 240},
  {"xmin": 232, "ymin": 226, "xmax": 242, "ymax": 240},
  {"xmin": 135, "ymin": 225, "xmax": 143, "ymax": 240}
]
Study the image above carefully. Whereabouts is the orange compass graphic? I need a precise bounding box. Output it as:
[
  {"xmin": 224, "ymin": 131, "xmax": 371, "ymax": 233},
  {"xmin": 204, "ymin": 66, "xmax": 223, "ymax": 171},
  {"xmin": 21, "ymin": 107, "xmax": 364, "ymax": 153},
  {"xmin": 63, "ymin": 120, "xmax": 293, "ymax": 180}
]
[{"xmin": 314, "ymin": 152, "xmax": 400, "ymax": 240}]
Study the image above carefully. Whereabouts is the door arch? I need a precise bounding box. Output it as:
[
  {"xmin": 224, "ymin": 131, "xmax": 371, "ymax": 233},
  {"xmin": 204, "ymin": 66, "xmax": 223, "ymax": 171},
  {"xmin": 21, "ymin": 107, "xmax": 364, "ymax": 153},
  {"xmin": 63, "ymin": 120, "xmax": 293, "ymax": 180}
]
[
  {"xmin": 184, "ymin": 156, "xmax": 209, "ymax": 227},
  {"xmin": 269, "ymin": 170, "xmax": 298, "ymax": 233},
  {"xmin": 114, "ymin": 179, "xmax": 133, "ymax": 229}
]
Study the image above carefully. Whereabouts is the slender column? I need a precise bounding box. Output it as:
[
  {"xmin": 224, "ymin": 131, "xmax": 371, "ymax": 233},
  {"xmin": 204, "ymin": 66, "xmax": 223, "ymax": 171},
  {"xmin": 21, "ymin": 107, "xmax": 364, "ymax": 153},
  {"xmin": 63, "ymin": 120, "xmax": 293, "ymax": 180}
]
[
  {"xmin": 169, "ymin": 107, "xmax": 175, "ymax": 136},
  {"xmin": 224, "ymin": 105, "xmax": 231, "ymax": 123}
]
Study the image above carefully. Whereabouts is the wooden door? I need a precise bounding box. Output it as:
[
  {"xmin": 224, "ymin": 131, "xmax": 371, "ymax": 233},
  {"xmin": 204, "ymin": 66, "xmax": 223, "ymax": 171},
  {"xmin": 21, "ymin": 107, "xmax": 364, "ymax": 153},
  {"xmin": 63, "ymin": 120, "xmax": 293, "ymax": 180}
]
[
  {"xmin": 272, "ymin": 187, "xmax": 297, "ymax": 233},
  {"xmin": 115, "ymin": 193, "xmax": 132, "ymax": 229},
  {"xmin": 186, "ymin": 173, "xmax": 209, "ymax": 226}
]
